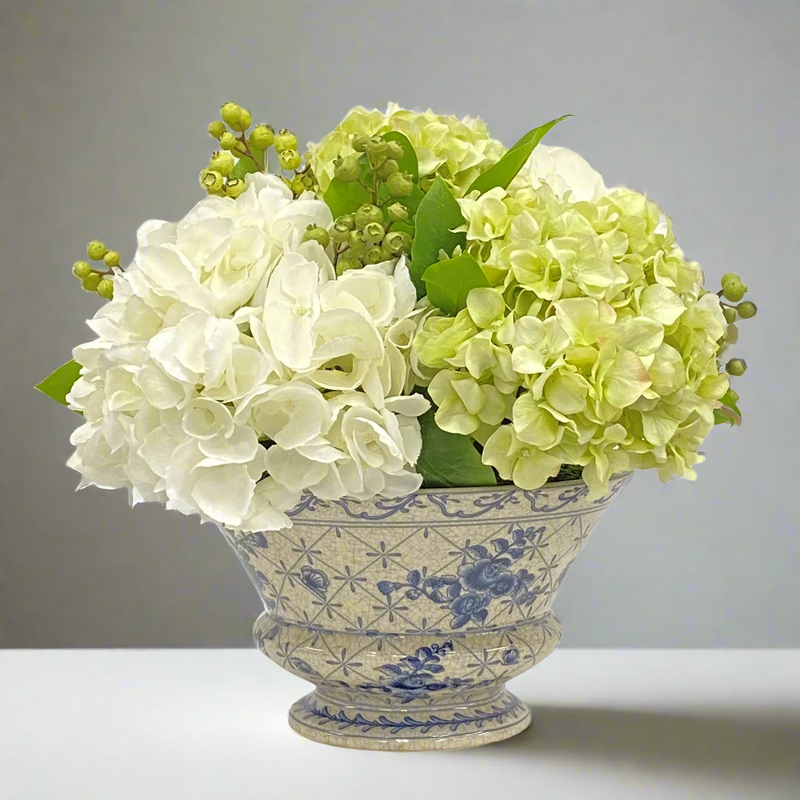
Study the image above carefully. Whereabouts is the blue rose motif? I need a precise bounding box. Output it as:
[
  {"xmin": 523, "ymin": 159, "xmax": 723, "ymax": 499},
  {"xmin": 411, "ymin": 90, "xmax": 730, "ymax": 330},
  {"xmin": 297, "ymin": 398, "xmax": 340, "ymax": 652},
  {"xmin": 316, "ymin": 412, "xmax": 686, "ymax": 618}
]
[
  {"xmin": 458, "ymin": 558, "xmax": 509, "ymax": 592},
  {"xmin": 449, "ymin": 593, "xmax": 491, "ymax": 628},
  {"xmin": 501, "ymin": 647, "xmax": 520, "ymax": 665},
  {"xmin": 299, "ymin": 566, "xmax": 329, "ymax": 596},
  {"xmin": 489, "ymin": 571, "xmax": 518, "ymax": 597}
]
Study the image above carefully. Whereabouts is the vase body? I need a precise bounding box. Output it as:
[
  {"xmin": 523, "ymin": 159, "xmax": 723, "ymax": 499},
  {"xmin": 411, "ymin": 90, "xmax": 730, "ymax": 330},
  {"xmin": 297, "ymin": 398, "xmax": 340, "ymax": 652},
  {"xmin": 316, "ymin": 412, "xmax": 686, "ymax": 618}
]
[{"xmin": 222, "ymin": 474, "xmax": 630, "ymax": 751}]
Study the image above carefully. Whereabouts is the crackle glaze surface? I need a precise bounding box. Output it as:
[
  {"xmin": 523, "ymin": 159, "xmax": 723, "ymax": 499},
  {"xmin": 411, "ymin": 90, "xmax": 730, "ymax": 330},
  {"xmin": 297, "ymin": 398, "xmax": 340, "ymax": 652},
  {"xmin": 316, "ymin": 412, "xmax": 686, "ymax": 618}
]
[{"xmin": 222, "ymin": 474, "xmax": 630, "ymax": 750}]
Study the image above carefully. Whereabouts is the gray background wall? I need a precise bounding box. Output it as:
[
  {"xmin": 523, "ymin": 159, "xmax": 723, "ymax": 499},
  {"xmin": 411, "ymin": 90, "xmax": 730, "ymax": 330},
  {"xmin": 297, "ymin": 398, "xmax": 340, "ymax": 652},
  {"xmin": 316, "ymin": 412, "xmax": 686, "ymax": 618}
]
[{"xmin": 1, "ymin": 0, "xmax": 798, "ymax": 649}]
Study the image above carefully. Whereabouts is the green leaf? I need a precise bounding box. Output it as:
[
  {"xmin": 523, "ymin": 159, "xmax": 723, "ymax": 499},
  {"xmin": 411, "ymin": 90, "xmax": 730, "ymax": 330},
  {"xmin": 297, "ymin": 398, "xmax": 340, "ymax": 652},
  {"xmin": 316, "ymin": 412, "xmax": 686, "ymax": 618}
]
[
  {"xmin": 408, "ymin": 176, "xmax": 467, "ymax": 296},
  {"xmin": 230, "ymin": 147, "xmax": 265, "ymax": 179},
  {"xmin": 324, "ymin": 177, "xmax": 373, "ymax": 219},
  {"xmin": 390, "ymin": 220, "xmax": 415, "ymax": 236},
  {"xmin": 466, "ymin": 115, "xmax": 572, "ymax": 196},
  {"xmin": 715, "ymin": 388, "xmax": 742, "ymax": 426},
  {"xmin": 382, "ymin": 131, "xmax": 418, "ymax": 178},
  {"xmin": 35, "ymin": 360, "xmax": 82, "ymax": 407},
  {"xmin": 719, "ymin": 389, "xmax": 741, "ymax": 418},
  {"xmin": 417, "ymin": 409, "xmax": 497, "ymax": 488},
  {"xmin": 423, "ymin": 253, "xmax": 489, "ymax": 316}
]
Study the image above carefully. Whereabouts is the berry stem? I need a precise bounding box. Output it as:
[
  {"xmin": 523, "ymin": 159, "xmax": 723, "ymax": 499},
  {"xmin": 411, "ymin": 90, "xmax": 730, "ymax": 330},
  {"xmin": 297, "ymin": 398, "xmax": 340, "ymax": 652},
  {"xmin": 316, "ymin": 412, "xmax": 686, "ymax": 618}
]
[{"xmin": 237, "ymin": 133, "xmax": 265, "ymax": 172}]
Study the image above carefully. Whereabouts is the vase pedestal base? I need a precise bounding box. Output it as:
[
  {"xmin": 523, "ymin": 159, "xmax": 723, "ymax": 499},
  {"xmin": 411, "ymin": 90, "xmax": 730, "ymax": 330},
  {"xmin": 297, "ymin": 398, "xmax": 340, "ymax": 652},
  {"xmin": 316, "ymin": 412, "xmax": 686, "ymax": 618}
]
[{"xmin": 287, "ymin": 687, "xmax": 532, "ymax": 751}]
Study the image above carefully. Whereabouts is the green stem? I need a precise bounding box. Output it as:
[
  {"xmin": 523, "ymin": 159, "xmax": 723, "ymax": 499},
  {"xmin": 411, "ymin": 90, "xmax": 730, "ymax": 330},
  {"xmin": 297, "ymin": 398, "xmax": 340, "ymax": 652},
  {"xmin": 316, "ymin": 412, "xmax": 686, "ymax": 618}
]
[{"xmin": 237, "ymin": 133, "xmax": 265, "ymax": 172}]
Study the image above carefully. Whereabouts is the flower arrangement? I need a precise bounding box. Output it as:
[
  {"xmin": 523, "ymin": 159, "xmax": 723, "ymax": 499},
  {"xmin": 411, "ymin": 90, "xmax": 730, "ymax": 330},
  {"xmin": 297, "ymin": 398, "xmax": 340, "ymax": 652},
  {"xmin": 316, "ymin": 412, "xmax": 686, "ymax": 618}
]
[{"xmin": 37, "ymin": 102, "xmax": 756, "ymax": 532}]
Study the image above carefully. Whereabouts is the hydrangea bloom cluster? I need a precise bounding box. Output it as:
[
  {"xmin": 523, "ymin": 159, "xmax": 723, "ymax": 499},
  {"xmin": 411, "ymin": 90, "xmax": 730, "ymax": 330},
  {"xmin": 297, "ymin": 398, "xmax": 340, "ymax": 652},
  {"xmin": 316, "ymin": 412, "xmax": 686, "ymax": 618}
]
[
  {"xmin": 66, "ymin": 173, "xmax": 429, "ymax": 531},
  {"xmin": 307, "ymin": 102, "xmax": 506, "ymax": 196},
  {"xmin": 42, "ymin": 103, "xmax": 753, "ymax": 528},
  {"xmin": 413, "ymin": 146, "xmax": 733, "ymax": 498}
]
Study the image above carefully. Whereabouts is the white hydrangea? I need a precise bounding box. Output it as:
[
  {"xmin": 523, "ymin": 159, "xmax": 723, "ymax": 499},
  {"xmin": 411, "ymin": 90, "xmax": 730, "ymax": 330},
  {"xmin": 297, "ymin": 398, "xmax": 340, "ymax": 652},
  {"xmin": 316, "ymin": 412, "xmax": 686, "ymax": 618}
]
[
  {"xmin": 514, "ymin": 144, "xmax": 608, "ymax": 202},
  {"xmin": 67, "ymin": 174, "xmax": 429, "ymax": 531}
]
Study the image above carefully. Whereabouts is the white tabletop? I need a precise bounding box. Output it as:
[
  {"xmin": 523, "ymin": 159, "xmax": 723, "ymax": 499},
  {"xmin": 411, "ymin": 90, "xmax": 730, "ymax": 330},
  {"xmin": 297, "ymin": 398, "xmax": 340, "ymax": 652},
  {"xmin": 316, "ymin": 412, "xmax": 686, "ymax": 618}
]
[{"xmin": 1, "ymin": 649, "xmax": 798, "ymax": 800}]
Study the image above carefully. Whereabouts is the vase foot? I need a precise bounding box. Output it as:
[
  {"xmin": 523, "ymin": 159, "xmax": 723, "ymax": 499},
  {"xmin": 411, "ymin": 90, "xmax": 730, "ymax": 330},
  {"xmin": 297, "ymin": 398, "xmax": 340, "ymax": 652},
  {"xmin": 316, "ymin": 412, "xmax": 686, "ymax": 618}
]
[{"xmin": 288, "ymin": 688, "xmax": 531, "ymax": 751}]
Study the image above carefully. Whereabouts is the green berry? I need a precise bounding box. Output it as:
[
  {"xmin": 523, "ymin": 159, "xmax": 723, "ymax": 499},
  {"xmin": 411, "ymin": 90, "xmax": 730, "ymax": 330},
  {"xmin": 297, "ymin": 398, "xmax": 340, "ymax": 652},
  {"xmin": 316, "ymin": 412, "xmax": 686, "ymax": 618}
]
[
  {"xmin": 329, "ymin": 223, "xmax": 351, "ymax": 244},
  {"xmin": 81, "ymin": 272, "xmax": 102, "ymax": 292},
  {"xmin": 737, "ymin": 301, "xmax": 757, "ymax": 319},
  {"xmin": 387, "ymin": 203, "xmax": 409, "ymax": 222},
  {"xmin": 302, "ymin": 225, "xmax": 331, "ymax": 248},
  {"xmin": 337, "ymin": 214, "xmax": 356, "ymax": 231},
  {"xmin": 347, "ymin": 230, "xmax": 368, "ymax": 255},
  {"xmin": 72, "ymin": 260, "xmax": 92, "ymax": 280},
  {"xmin": 279, "ymin": 149, "xmax": 302, "ymax": 171},
  {"xmin": 103, "ymin": 250, "xmax": 120, "ymax": 268},
  {"xmin": 249, "ymin": 124, "xmax": 275, "ymax": 150},
  {"xmin": 333, "ymin": 154, "xmax": 362, "ymax": 182},
  {"xmin": 274, "ymin": 128, "xmax": 298, "ymax": 153},
  {"xmin": 207, "ymin": 121, "xmax": 226, "ymax": 140},
  {"xmin": 721, "ymin": 272, "xmax": 747, "ymax": 302},
  {"xmin": 363, "ymin": 221, "xmax": 385, "ymax": 244},
  {"xmin": 225, "ymin": 178, "xmax": 247, "ymax": 199},
  {"xmin": 383, "ymin": 230, "xmax": 412, "ymax": 255},
  {"xmin": 365, "ymin": 136, "xmax": 388, "ymax": 157},
  {"xmin": 219, "ymin": 132, "xmax": 238, "ymax": 151},
  {"xmin": 209, "ymin": 151, "xmax": 235, "ymax": 176},
  {"xmin": 375, "ymin": 159, "xmax": 399, "ymax": 180},
  {"xmin": 386, "ymin": 172, "xmax": 414, "ymax": 198},
  {"xmin": 726, "ymin": 358, "xmax": 747, "ymax": 377},
  {"xmin": 722, "ymin": 306, "xmax": 737, "ymax": 324},
  {"xmin": 354, "ymin": 204, "xmax": 383, "ymax": 229},
  {"xmin": 96, "ymin": 279, "xmax": 114, "ymax": 299},
  {"xmin": 220, "ymin": 102, "xmax": 251, "ymax": 132},
  {"xmin": 364, "ymin": 245, "xmax": 386, "ymax": 265},
  {"xmin": 199, "ymin": 169, "xmax": 224, "ymax": 194},
  {"xmin": 352, "ymin": 134, "xmax": 370, "ymax": 153},
  {"xmin": 385, "ymin": 140, "xmax": 405, "ymax": 160},
  {"xmin": 86, "ymin": 240, "xmax": 107, "ymax": 261}
]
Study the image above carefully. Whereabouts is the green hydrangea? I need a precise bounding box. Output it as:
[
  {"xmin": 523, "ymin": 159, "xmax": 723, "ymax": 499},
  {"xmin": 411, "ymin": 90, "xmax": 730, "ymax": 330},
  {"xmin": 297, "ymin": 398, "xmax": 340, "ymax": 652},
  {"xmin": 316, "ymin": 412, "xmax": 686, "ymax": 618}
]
[
  {"xmin": 307, "ymin": 103, "xmax": 506, "ymax": 196},
  {"xmin": 414, "ymin": 178, "xmax": 739, "ymax": 499}
]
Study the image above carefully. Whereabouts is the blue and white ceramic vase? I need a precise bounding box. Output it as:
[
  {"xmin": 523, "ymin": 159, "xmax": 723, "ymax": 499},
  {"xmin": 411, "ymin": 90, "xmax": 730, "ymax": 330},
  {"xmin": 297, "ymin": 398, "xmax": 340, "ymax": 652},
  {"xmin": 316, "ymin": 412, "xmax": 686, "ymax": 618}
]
[{"xmin": 222, "ymin": 474, "xmax": 630, "ymax": 751}]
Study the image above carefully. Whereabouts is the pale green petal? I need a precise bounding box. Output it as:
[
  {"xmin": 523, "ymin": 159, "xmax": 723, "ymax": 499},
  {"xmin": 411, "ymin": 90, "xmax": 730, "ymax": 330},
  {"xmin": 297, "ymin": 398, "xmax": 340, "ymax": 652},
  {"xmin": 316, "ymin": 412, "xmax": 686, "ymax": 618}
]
[
  {"xmin": 609, "ymin": 316, "xmax": 664, "ymax": 356},
  {"xmin": 435, "ymin": 394, "xmax": 479, "ymax": 435},
  {"xmin": 511, "ymin": 449, "xmax": 562, "ymax": 490},
  {"xmin": 479, "ymin": 385, "xmax": 508, "ymax": 426},
  {"xmin": 452, "ymin": 375, "xmax": 484, "ymax": 415},
  {"xmin": 467, "ymin": 287, "xmax": 505, "ymax": 329},
  {"xmin": 642, "ymin": 412, "xmax": 680, "ymax": 446},
  {"xmin": 641, "ymin": 284, "xmax": 685, "ymax": 325},
  {"xmin": 543, "ymin": 317, "xmax": 571, "ymax": 354},
  {"xmin": 603, "ymin": 349, "xmax": 652, "ymax": 408},
  {"xmin": 481, "ymin": 425, "xmax": 516, "ymax": 478},
  {"xmin": 698, "ymin": 372, "xmax": 729, "ymax": 401},
  {"xmin": 513, "ymin": 393, "xmax": 561, "ymax": 447},
  {"xmin": 545, "ymin": 370, "xmax": 589, "ymax": 415},
  {"xmin": 511, "ymin": 345, "xmax": 548, "ymax": 374},
  {"xmin": 648, "ymin": 344, "xmax": 686, "ymax": 395},
  {"xmin": 554, "ymin": 298, "xmax": 615, "ymax": 345},
  {"xmin": 428, "ymin": 369, "xmax": 457, "ymax": 407}
]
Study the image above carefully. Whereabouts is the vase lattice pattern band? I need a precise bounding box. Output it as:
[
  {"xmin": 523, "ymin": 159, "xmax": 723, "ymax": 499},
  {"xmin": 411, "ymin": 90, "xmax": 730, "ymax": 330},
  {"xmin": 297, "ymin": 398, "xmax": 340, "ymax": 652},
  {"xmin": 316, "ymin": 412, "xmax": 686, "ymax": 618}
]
[{"xmin": 223, "ymin": 474, "xmax": 630, "ymax": 750}]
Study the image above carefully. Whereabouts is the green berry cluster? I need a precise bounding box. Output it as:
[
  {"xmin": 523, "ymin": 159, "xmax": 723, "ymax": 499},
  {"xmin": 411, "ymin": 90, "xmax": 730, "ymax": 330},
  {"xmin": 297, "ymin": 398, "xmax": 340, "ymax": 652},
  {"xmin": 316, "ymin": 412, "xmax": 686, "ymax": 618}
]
[
  {"xmin": 718, "ymin": 272, "xmax": 757, "ymax": 378},
  {"xmin": 205, "ymin": 102, "xmax": 315, "ymax": 199},
  {"xmin": 334, "ymin": 135, "xmax": 415, "ymax": 201},
  {"xmin": 71, "ymin": 240, "xmax": 118, "ymax": 299},
  {"xmin": 318, "ymin": 205, "xmax": 412, "ymax": 275}
]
